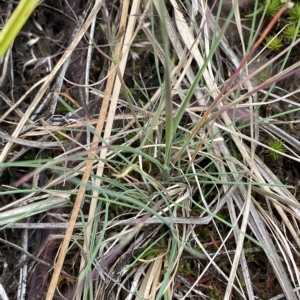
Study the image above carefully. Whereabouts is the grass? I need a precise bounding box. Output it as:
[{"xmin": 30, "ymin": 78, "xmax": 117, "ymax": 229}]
[
  {"xmin": 0, "ymin": 0, "xmax": 39, "ymax": 57},
  {"xmin": 1, "ymin": 0, "xmax": 300, "ymax": 299}
]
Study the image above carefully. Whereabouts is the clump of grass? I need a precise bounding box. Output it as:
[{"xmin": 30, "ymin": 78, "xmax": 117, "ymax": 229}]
[
  {"xmin": 3, "ymin": 0, "xmax": 300, "ymax": 299},
  {"xmin": 266, "ymin": 139, "xmax": 286, "ymax": 159}
]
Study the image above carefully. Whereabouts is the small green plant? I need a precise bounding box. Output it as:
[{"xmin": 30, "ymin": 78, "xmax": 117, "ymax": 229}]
[
  {"xmin": 261, "ymin": 0, "xmax": 282, "ymax": 17},
  {"xmin": 265, "ymin": 35, "xmax": 283, "ymax": 51},
  {"xmin": 266, "ymin": 139, "xmax": 286, "ymax": 159},
  {"xmin": 228, "ymin": 139, "xmax": 243, "ymax": 160},
  {"xmin": 246, "ymin": 253, "xmax": 255, "ymax": 261},
  {"xmin": 288, "ymin": 3, "xmax": 300, "ymax": 21},
  {"xmin": 24, "ymin": 153, "xmax": 35, "ymax": 160},
  {"xmin": 258, "ymin": 69, "xmax": 270, "ymax": 83},
  {"xmin": 202, "ymin": 227, "xmax": 214, "ymax": 238},
  {"xmin": 57, "ymin": 104, "xmax": 71, "ymax": 114},
  {"xmin": 178, "ymin": 260, "xmax": 193, "ymax": 275},
  {"xmin": 235, "ymin": 278, "xmax": 246, "ymax": 287},
  {"xmin": 208, "ymin": 288, "xmax": 222, "ymax": 300},
  {"xmin": 55, "ymin": 132, "xmax": 66, "ymax": 141},
  {"xmin": 284, "ymin": 23, "xmax": 300, "ymax": 40}
]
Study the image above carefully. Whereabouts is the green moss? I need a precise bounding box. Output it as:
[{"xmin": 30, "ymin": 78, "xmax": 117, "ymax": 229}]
[
  {"xmin": 288, "ymin": 3, "xmax": 300, "ymax": 21},
  {"xmin": 266, "ymin": 139, "xmax": 286, "ymax": 159},
  {"xmin": 24, "ymin": 153, "xmax": 35, "ymax": 160},
  {"xmin": 57, "ymin": 104, "xmax": 71, "ymax": 114},
  {"xmin": 178, "ymin": 260, "xmax": 193, "ymax": 275},
  {"xmin": 261, "ymin": 0, "xmax": 283, "ymax": 18},
  {"xmin": 235, "ymin": 279, "xmax": 246, "ymax": 287},
  {"xmin": 246, "ymin": 253, "xmax": 255, "ymax": 260},
  {"xmin": 284, "ymin": 23, "xmax": 300, "ymax": 40},
  {"xmin": 202, "ymin": 227, "xmax": 213, "ymax": 238},
  {"xmin": 258, "ymin": 69, "xmax": 270, "ymax": 82},
  {"xmin": 265, "ymin": 35, "xmax": 283, "ymax": 51},
  {"xmin": 208, "ymin": 289, "xmax": 222, "ymax": 300}
]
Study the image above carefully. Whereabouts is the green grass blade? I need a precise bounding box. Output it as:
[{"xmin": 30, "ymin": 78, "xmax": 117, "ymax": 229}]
[{"xmin": 0, "ymin": 0, "xmax": 39, "ymax": 57}]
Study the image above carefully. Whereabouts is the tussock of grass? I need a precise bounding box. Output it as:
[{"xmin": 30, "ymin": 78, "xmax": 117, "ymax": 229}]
[{"xmin": 1, "ymin": 0, "xmax": 300, "ymax": 299}]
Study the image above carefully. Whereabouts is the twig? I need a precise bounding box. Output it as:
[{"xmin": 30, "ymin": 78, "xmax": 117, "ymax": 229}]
[
  {"xmin": 0, "ymin": 131, "xmax": 65, "ymax": 148},
  {"xmin": 44, "ymin": 2, "xmax": 113, "ymax": 299}
]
